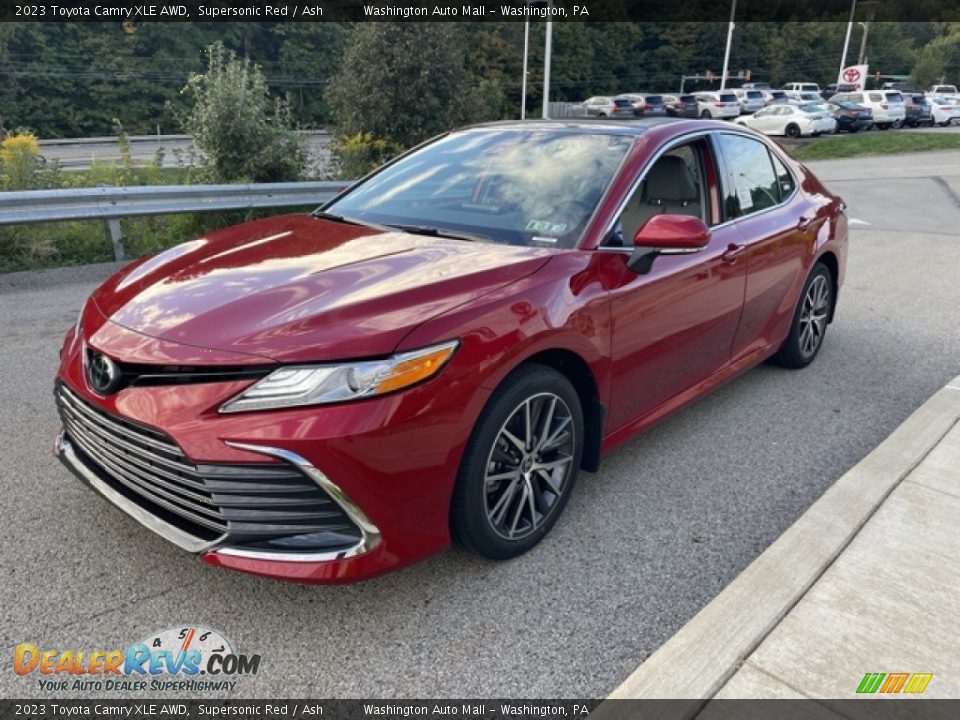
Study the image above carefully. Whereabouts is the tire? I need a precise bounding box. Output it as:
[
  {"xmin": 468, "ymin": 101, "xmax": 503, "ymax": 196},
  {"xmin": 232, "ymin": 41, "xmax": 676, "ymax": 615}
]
[
  {"xmin": 878, "ymin": 123, "xmax": 890, "ymax": 130},
  {"xmin": 700, "ymin": 110, "xmax": 711, "ymax": 119},
  {"xmin": 849, "ymin": 126, "xmax": 858, "ymax": 133},
  {"xmin": 451, "ymin": 364, "xmax": 584, "ymax": 560},
  {"xmin": 770, "ymin": 263, "xmax": 833, "ymax": 369},
  {"xmin": 939, "ymin": 122, "xmax": 950, "ymax": 127},
  {"xmin": 785, "ymin": 123, "xmax": 801, "ymax": 138}
]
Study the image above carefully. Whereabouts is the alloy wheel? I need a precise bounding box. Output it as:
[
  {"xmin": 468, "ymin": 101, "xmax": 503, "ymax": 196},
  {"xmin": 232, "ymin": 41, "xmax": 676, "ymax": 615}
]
[
  {"xmin": 483, "ymin": 393, "xmax": 575, "ymax": 540},
  {"xmin": 798, "ymin": 275, "xmax": 830, "ymax": 358}
]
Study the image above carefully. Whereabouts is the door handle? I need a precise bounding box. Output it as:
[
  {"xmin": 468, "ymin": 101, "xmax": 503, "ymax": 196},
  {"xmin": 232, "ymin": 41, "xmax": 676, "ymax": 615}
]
[
  {"xmin": 797, "ymin": 215, "xmax": 814, "ymax": 231},
  {"xmin": 721, "ymin": 243, "xmax": 746, "ymax": 263}
]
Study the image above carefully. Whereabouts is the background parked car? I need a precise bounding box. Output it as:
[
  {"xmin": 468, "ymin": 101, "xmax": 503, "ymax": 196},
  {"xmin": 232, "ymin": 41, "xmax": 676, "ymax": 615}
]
[
  {"xmin": 583, "ymin": 96, "xmax": 635, "ymax": 118},
  {"xmin": 902, "ymin": 94, "xmax": 934, "ymax": 127},
  {"xmin": 761, "ymin": 89, "xmax": 790, "ymax": 105},
  {"xmin": 735, "ymin": 103, "xmax": 836, "ymax": 137},
  {"xmin": 882, "ymin": 81, "xmax": 918, "ymax": 94},
  {"xmin": 825, "ymin": 82, "xmax": 858, "ymax": 96},
  {"xmin": 829, "ymin": 90, "xmax": 906, "ymax": 129},
  {"xmin": 825, "ymin": 100, "xmax": 873, "ymax": 132},
  {"xmin": 786, "ymin": 90, "xmax": 825, "ymax": 105},
  {"xmin": 694, "ymin": 91, "xmax": 741, "ymax": 119},
  {"xmin": 928, "ymin": 84, "xmax": 958, "ymax": 98},
  {"xmin": 661, "ymin": 93, "xmax": 699, "ymax": 118},
  {"xmin": 782, "ymin": 82, "xmax": 822, "ymax": 95},
  {"xmin": 928, "ymin": 96, "xmax": 960, "ymax": 126},
  {"xmin": 733, "ymin": 88, "xmax": 766, "ymax": 114},
  {"xmin": 617, "ymin": 93, "xmax": 667, "ymax": 117}
]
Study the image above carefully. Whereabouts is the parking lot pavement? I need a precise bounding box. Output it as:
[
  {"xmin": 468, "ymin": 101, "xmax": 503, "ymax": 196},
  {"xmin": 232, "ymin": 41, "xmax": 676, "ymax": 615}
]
[{"xmin": 2, "ymin": 152, "xmax": 959, "ymax": 699}]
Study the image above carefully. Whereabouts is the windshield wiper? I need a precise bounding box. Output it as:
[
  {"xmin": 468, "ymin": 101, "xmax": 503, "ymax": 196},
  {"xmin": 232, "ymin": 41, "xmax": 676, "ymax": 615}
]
[
  {"xmin": 311, "ymin": 211, "xmax": 386, "ymax": 230},
  {"xmin": 385, "ymin": 223, "xmax": 489, "ymax": 243}
]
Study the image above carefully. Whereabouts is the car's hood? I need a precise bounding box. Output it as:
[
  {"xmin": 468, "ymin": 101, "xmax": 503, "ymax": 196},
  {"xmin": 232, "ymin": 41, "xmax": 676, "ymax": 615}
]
[{"xmin": 91, "ymin": 214, "xmax": 552, "ymax": 363}]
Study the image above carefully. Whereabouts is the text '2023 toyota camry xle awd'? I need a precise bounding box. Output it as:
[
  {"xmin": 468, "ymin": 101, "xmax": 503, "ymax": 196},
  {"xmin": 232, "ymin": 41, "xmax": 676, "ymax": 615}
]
[{"xmin": 55, "ymin": 119, "xmax": 847, "ymax": 583}]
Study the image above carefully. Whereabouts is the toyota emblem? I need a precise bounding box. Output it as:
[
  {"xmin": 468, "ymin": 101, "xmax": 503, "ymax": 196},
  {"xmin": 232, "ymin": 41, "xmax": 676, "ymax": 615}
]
[{"xmin": 85, "ymin": 348, "xmax": 122, "ymax": 395}]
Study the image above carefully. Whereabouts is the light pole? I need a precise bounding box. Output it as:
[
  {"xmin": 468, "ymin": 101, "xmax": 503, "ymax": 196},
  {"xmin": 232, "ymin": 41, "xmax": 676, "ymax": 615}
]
[
  {"xmin": 719, "ymin": 0, "xmax": 736, "ymax": 90},
  {"xmin": 839, "ymin": 0, "xmax": 857, "ymax": 75},
  {"xmin": 521, "ymin": 20, "xmax": 529, "ymax": 119},
  {"xmin": 858, "ymin": 1, "xmax": 879, "ymax": 65},
  {"xmin": 542, "ymin": 5, "xmax": 553, "ymax": 119}
]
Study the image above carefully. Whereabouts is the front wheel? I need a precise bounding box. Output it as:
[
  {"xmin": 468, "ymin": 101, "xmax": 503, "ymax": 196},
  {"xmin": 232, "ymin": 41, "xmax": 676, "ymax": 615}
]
[
  {"xmin": 785, "ymin": 123, "xmax": 801, "ymax": 138},
  {"xmin": 771, "ymin": 263, "xmax": 833, "ymax": 369},
  {"xmin": 451, "ymin": 365, "xmax": 584, "ymax": 560},
  {"xmin": 700, "ymin": 109, "xmax": 711, "ymax": 119}
]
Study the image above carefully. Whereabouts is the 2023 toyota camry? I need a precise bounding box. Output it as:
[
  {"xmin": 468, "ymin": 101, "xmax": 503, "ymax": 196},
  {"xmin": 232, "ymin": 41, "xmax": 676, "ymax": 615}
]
[{"xmin": 54, "ymin": 119, "xmax": 847, "ymax": 583}]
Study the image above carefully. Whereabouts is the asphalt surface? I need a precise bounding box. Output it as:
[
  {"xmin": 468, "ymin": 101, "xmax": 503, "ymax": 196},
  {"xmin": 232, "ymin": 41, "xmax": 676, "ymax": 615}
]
[
  {"xmin": 2, "ymin": 151, "xmax": 959, "ymax": 699},
  {"xmin": 38, "ymin": 132, "xmax": 332, "ymax": 171}
]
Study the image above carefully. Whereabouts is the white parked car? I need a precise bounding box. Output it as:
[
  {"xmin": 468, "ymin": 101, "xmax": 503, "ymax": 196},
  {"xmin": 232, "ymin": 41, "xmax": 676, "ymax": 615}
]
[
  {"xmin": 786, "ymin": 90, "xmax": 824, "ymax": 105},
  {"xmin": 829, "ymin": 91, "xmax": 906, "ymax": 129},
  {"xmin": 732, "ymin": 88, "xmax": 766, "ymax": 114},
  {"xmin": 928, "ymin": 84, "xmax": 958, "ymax": 98},
  {"xmin": 782, "ymin": 82, "xmax": 822, "ymax": 95},
  {"xmin": 735, "ymin": 103, "xmax": 837, "ymax": 138},
  {"xmin": 693, "ymin": 91, "xmax": 741, "ymax": 119},
  {"xmin": 928, "ymin": 96, "xmax": 960, "ymax": 126}
]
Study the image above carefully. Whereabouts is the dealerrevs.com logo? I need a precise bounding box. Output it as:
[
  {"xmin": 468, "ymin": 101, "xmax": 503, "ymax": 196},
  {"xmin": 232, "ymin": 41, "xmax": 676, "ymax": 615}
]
[{"xmin": 14, "ymin": 626, "xmax": 261, "ymax": 693}]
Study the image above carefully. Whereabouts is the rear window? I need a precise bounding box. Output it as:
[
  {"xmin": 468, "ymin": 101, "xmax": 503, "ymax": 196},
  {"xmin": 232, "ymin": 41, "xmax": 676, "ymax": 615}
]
[
  {"xmin": 770, "ymin": 91, "xmax": 787, "ymax": 99},
  {"xmin": 643, "ymin": 95, "xmax": 663, "ymax": 105},
  {"xmin": 886, "ymin": 92, "xmax": 904, "ymax": 103},
  {"xmin": 746, "ymin": 91, "xmax": 763, "ymax": 99},
  {"xmin": 679, "ymin": 95, "xmax": 696, "ymax": 103},
  {"xmin": 868, "ymin": 93, "xmax": 883, "ymax": 102},
  {"xmin": 912, "ymin": 95, "xmax": 928, "ymax": 105},
  {"xmin": 719, "ymin": 93, "xmax": 737, "ymax": 103},
  {"xmin": 614, "ymin": 98, "xmax": 633, "ymax": 107}
]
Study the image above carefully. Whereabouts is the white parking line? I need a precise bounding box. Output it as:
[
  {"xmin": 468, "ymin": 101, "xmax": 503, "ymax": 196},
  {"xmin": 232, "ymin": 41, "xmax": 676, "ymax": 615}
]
[{"xmin": 849, "ymin": 218, "xmax": 871, "ymax": 226}]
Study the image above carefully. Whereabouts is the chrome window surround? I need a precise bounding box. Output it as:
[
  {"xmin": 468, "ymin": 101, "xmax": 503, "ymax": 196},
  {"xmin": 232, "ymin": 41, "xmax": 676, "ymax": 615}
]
[
  {"xmin": 56, "ymin": 432, "xmax": 382, "ymax": 564},
  {"xmin": 594, "ymin": 127, "xmax": 800, "ymax": 255}
]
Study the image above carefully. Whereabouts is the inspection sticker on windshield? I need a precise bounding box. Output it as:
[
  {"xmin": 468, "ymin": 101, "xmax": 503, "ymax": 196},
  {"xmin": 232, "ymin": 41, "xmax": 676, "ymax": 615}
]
[{"xmin": 526, "ymin": 220, "xmax": 568, "ymax": 235}]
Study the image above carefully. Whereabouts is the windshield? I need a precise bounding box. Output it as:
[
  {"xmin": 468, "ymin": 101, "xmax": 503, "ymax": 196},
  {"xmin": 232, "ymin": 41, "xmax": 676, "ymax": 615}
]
[{"xmin": 324, "ymin": 129, "xmax": 633, "ymax": 249}]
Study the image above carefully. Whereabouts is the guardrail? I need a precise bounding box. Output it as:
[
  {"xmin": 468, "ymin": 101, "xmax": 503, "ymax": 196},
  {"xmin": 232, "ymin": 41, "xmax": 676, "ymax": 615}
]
[{"xmin": 0, "ymin": 181, "xmax": 351, "ymax": 261}]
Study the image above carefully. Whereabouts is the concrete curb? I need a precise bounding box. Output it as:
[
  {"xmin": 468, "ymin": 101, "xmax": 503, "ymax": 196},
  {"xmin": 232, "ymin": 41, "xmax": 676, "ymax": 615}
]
[{"xmin": 607, "ymin": 374, "xmax": 960, "ymax": 703}]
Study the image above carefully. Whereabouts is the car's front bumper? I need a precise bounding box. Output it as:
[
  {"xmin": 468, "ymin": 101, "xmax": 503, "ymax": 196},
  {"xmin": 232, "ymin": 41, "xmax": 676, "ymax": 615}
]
[{"xmin": 54, "ymin": 325, "xmax": 488, "ymax": 583}]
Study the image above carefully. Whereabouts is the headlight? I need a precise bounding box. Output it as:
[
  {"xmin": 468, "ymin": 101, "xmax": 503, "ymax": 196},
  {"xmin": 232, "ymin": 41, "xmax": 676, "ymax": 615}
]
[{"xmin": 218, "ymin": 340, "xmax": 459, "ymax": 414}]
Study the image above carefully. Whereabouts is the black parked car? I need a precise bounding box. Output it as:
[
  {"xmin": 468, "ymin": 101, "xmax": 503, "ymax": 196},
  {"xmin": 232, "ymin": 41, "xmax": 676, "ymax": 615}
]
[
  {"xmin": 661, "ymin": 94, "xmax": 699, "ymax": 118},
  {"xmin": 903, "ymin": 95, "xmax": 933, "ymax": 127},
  {"xmin": 826, "ymin": 100, "xmax": 873, "ymax": 132}
]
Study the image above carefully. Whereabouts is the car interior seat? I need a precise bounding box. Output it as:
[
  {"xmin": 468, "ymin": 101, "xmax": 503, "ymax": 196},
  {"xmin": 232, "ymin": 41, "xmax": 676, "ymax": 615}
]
[{"xmin": 612, "ymin": 155, "xmax": 702, "ymax": 247}]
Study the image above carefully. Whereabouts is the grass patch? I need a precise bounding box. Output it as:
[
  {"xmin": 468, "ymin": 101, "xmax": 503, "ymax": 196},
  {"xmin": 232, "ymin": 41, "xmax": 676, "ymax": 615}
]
[{"xmin": 792, "ymin": 131, "xmax": 960, "ymax": 161}]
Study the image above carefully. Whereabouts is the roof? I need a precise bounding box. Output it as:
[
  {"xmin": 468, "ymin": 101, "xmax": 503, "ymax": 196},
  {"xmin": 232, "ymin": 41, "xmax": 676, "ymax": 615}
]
[{"xmin": 459, "ymin": 117, "xmax": 687, "ymax": 136}]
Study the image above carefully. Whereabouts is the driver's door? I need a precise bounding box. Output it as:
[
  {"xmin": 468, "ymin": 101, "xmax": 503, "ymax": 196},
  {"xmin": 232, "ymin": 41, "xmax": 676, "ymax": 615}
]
[{"xmin": 596, "ymin": 136, "xmax": 747, "ymax": 433}]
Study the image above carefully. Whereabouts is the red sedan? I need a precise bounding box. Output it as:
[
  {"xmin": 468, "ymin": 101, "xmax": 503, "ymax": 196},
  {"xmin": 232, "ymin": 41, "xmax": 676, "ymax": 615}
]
[{"xmin": 54, "ymin": 119, "xmax": 847, "ymax": 583}]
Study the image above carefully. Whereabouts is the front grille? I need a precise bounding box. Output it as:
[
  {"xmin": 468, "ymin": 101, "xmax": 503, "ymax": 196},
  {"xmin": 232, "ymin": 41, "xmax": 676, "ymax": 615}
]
[{"xmin": 55, "ymin": 382, "xmax": 362, "ymax": 552}]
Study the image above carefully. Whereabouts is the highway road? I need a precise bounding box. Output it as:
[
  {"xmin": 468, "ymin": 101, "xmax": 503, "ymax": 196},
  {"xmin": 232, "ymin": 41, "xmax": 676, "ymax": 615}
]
[
  {"xmin": 1, "ymin": 151, "xmax": 959, "ymax": 699},
  {"xmin": 38, "ymin": 131, "xmax": 332, "ymax": 171}
]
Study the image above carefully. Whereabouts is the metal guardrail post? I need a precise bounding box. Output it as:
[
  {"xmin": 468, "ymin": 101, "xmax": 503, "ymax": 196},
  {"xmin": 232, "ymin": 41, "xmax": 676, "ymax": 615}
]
[{"xmin": 104, "ymin": 219, "xmax": 124, "ymax": 261}]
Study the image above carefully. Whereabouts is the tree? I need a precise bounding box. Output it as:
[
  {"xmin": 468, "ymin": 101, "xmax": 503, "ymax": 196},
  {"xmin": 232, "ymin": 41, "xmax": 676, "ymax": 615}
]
[
  {"xmin": 326, "ymin": 24, "xmax": 481, "ymax": 149},
  {"xmin": 180, "ymin": 42, "xmax": 305, "ymax": 183}
]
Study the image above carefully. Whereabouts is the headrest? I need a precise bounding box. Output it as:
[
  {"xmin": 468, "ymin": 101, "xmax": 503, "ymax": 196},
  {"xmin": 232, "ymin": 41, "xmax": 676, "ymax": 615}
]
[{"xmin": 643, "ymin": 155, "xmax": 698, "ymax": 204}]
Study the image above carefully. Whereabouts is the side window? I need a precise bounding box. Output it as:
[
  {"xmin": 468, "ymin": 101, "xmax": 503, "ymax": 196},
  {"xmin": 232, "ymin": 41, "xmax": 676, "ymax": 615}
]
[
  {"xmin": 606, "ymin": 141, "xmax": 712, "ymax": 247},
  {"xmin": 716, "ymin": 134, "xmax": 781, "ymax": 218},
  {"xmin": 769, "ymin": 151, "xmax": 796, "ymax": 201}
]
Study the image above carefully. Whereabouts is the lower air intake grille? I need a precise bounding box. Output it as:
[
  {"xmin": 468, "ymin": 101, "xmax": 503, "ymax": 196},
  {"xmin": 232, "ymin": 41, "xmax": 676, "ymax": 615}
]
[{"xmin": 55, "ymin": 382, "xmax": 361, "ymax": 552}]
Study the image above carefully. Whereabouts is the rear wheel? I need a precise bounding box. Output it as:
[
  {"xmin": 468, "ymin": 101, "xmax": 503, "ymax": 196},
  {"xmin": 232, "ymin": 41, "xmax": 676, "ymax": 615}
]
[
  {"xmin": 785, "ymin": 123, "xmax": 801, "ymax": 138},
  {"xmin": 700, "ymin": 109, "xmax": 711, "ymax": 119},
  {"xmin": 451, "ymin": 365, "xmax": 584, "ymax": 560},
  {"xmin": 771, "ymin": 263, "xmax": 833, "ymax": 369}
]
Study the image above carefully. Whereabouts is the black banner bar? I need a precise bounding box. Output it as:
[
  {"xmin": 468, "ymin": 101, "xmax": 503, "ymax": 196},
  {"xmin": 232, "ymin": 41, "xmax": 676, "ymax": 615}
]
[{"xmin": 2, "ymin": 0, "xmax": 960, "ymax": 23}]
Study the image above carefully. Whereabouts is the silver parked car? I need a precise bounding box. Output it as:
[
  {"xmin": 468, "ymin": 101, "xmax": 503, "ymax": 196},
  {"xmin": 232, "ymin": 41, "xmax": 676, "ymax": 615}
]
[
  {"xmin": 694, "ymin": 91, "xmax": 741, "ymax": 119},
  {"xmin": 733, "ymin": 88, "xmax": 766, "ymax": 114}
]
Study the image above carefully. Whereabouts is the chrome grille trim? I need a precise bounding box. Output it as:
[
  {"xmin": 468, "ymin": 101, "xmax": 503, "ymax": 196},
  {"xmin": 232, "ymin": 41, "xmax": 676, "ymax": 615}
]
[{"xmin": 55, "ymin": 382, "xmax": 368, "ymax": 556}]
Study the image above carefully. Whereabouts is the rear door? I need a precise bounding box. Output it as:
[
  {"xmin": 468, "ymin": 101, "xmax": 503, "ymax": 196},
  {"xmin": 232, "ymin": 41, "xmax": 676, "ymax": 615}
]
[{"xmin": 713, "ymin": 132, "xmax": 818, "ymax": 361}]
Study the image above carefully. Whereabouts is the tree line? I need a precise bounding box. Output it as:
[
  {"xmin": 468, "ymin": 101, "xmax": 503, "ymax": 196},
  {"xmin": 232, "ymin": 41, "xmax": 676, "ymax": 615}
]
[{"xmin": 0, "ymin": 21, "xmax": 958, "ymax": 143}]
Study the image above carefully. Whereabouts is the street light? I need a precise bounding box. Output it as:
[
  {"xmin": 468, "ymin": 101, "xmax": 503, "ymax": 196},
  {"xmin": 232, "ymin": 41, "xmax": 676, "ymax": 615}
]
[
  {"xmin": 521, "ymin": 20, "xmax": 529, "ymax": 119},
  {"xmin": 839, "ymin": 0, "xmax": 857, "ymax": 75},
  {"xmin": 542, "ymin": 5, "xmax": 553, "ymax": 119},
  {"xmin": 719, "ymin": 0, "xmax": 736, "ymax": 90}
]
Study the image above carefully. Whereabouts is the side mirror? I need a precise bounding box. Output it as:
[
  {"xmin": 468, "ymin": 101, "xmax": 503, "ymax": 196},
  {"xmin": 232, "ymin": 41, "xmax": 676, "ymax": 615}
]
[{"xmin": 628, "ymin": 214, "xmax": 711, "ymax": 274}]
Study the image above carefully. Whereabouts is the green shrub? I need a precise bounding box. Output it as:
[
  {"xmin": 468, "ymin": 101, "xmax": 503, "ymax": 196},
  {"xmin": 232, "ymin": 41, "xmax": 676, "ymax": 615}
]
[{"xmin": 180, "ymin": 42, "xmax": 306, "ymax": 183}]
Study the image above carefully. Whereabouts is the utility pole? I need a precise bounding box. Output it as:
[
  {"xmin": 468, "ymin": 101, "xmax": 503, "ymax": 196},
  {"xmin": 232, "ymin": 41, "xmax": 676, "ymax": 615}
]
[
  {"xmin": 542, "ymin": 4, "xmax": 553, "ymax": 119},
  {"xmin": 521, "ymin": 20, "xmax": 529, "ymax": 119},
  {"xmin": 720, "ymin": 0, "xmax": 736, "ymax": 90},
  {"xmin": 858, "ymin": 2, "xmax": 878, "ymax": 65},
  {"xmin": 839, "ymin": 0, "xmax": 857, "ymax": 75}
]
